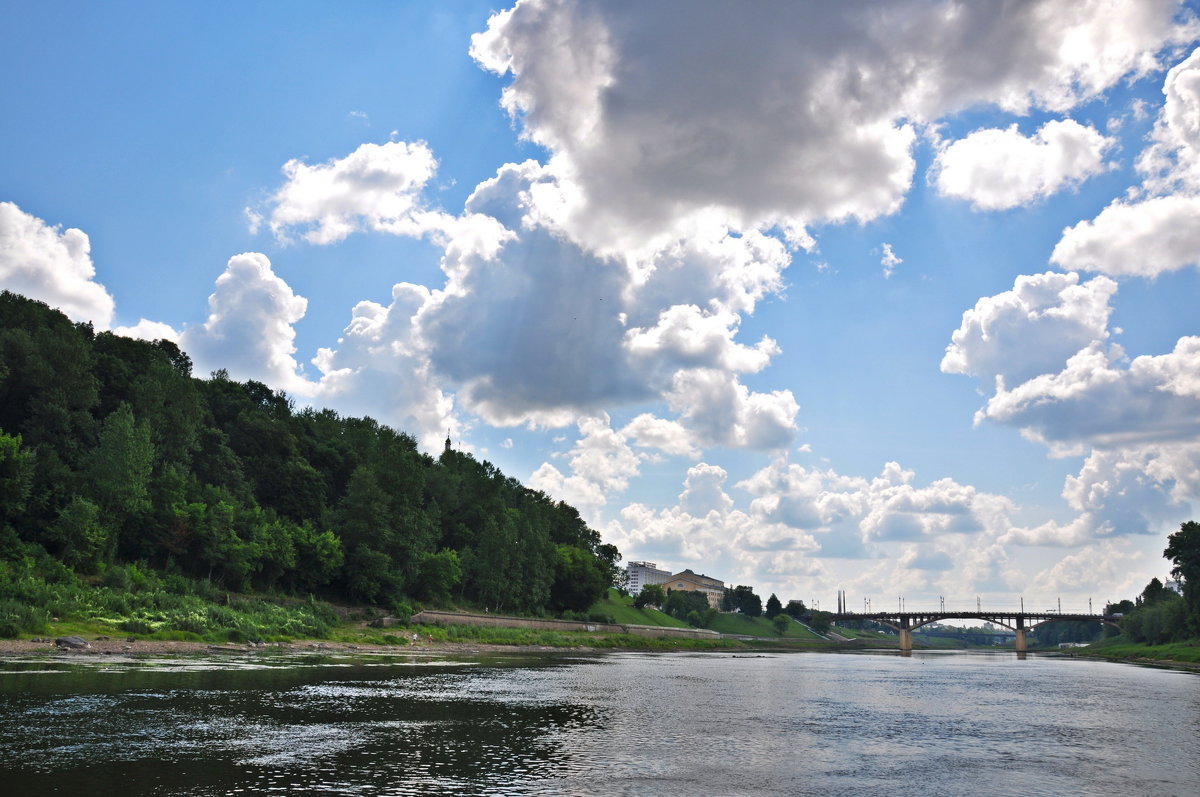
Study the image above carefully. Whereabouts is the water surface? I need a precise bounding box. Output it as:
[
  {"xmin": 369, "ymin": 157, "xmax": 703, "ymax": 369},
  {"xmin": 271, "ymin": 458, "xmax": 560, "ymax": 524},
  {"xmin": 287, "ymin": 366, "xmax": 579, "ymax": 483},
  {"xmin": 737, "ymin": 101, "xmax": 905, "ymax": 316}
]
[{"xmin": 2, "ymin": 650, "xmax": 1196, "ymax": 795}]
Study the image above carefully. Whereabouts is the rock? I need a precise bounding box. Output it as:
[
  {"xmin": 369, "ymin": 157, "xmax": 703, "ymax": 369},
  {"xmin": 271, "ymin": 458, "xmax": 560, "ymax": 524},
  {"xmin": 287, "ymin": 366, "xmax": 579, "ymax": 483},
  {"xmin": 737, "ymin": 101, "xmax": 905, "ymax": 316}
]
[
  {"xmin": 96, "ymin": 636, "xmax": 110, "ymax": 641},
  {"xmin": 55, "ymin": 636, "xmax": 90, "ymax": 650}
]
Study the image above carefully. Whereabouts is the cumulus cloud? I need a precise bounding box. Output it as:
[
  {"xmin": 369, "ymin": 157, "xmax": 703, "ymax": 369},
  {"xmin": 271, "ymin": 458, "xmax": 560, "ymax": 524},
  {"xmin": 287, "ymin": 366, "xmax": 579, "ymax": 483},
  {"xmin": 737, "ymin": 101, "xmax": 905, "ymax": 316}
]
[
  {"xmin": 620, "ymin": 413, "xmax": 701, "ymax": 459},
  {"xmin": 408, "ymin": 160, "xmax": 799, "ymax": 450},
  {"xmin": 529, "ymin": 414, "xmax": 640, "ymax": 518},
  {"xmin": 933, "ymin": 119, "xmax": 1114, "ymax": 210},
  {"xmin": 0, "ymin": 201, "xmax": 115, "ymax": 328},
  {"xmin": 941, "ymin": 271, "xmax": 1117, "ymax": 389},
  {"xmin": 251, "ymin": 140, "xmax": 450, "ymax": 245},
  {"xmin": 112, "ymin": 318, "xmax": 180, "ymax": 342},
  {"xmin": 667, "ymin": 369, "xmax": 799, "ymax": 450},
  {"xmin": 608, "ymin": 456, "xmax": 1019, "ymax": 601},
  {"xmin": 179, "ymin": 253, "xmax": 312, "ymax": 391},
  {"xmin": 738, "ymin": 459, "xmax": 1015, "ymax": 556},
  {"xmin": 472, "ymin": 0, "xmax": 1195, "ymax": 254},
  {"xmin": 1052, "ymin": 48, "xmax": 1200, "ymax": 278},
  {"xmin": 1138, "ymin": 46, "xmax": 1200, "ymax": 194},
  {"xmin": 309, "ymin": 283, "xmax": 458, "ymax": 450},
  {"xmin": 949, "ymin": 274, "xmax": 1200, "ymax": 546},
  {"xmin": 1051, "ymin": 194, "xmax": 1200, "ymax": 276},
  {"xmin": 978, "ymin": 339, "xmax": 1200, "ymax": 453}
]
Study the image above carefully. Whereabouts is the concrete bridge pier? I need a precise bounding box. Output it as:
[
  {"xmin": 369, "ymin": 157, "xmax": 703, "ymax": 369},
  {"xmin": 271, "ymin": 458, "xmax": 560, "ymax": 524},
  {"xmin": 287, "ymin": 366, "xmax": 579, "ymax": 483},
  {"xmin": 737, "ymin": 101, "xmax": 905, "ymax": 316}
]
[
  {"xmin": 899, "ymin": 619, "xmax": 912, "ymax": 653},
  {"xmin": 1015, "ymin": 617, "xmax": 1027, "ymax": 653}
]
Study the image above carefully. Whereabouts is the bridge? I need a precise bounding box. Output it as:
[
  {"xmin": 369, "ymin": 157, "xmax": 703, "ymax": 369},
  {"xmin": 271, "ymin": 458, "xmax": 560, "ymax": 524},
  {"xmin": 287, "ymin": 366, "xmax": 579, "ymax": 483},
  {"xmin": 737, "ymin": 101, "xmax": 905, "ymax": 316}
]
[{"xmin": 826, "ymin": 610, "xmax": 1122, "ymax": 653}]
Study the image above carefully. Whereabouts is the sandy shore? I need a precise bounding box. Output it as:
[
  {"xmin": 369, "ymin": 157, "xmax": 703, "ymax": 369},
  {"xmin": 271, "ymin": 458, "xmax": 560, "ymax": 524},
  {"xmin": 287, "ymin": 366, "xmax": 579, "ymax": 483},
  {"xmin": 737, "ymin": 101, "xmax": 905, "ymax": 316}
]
[{"xmin": 0, "ymin": 637, "xmax": 594, "ymax": 659}]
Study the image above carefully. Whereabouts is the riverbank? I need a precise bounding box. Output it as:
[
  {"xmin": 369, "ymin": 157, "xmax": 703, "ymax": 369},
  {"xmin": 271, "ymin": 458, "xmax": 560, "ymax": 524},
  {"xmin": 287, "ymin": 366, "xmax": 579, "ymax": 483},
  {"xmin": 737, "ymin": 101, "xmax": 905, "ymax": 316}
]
[{"xmin": 0, "ymin": 626, "xmax": 847, "ymax": 660}]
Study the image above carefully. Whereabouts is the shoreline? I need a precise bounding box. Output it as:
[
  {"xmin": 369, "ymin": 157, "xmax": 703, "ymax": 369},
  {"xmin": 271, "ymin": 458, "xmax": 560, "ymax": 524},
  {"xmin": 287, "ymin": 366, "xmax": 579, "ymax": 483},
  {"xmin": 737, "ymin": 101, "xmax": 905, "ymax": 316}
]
[{"xmin": 0, "ymin": 637, "xmax": 596, "ymax": 660}]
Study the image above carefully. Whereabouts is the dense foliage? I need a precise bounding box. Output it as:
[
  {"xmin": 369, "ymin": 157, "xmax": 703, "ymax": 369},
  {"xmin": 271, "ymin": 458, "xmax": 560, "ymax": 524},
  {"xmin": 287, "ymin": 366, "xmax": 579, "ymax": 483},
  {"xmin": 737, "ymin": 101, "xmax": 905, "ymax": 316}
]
[
  {"xmin": 1104, "ymin": 521, "xmax": 1200, "ymax": 646},
  {"xmin": 0, "ymin": 291, "xmax": 617, "ymax": 625}
]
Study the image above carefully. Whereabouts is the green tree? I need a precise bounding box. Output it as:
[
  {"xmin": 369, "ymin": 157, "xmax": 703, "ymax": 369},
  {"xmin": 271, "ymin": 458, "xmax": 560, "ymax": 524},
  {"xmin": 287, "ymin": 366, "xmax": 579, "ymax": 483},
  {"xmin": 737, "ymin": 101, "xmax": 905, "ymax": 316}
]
[
  {"xmin": 772, "ymin": 613, "xmax": 791, "ymax": 634},
  {"xmin": 1164, "ymin": 520, "xmax": 1200, "ymax": 636},
  {"xmin": 0, "ymin": 429, "xmax": 32, "ymax": 526},
  {"xmin": 414, "ymin": 549, "xmax": 462, "ymax": 604},
  {"xmin": 549, "ymin": 544, "xmax": 610, "ymax": 612},
  {"xmin": 663, "ymin": 589, "xmax": 711, "ymax": 624},
  {"xmin": 634, "ymin": 583, "xmax": 665, "ymax": 609},
  {"xmin": 785, "ymin": 599, "xmax": 807, "ymax": 619},
  {"xmin": 46, "ymin": 497, "xmax": 107, "ymax": 571},
  {"xmin": 808, "ymin": 611, "xmax": 832, "ymax": 635},
  {"xmin": 765, "ymin": 593, "xmax": 783, "ymax": 619}
]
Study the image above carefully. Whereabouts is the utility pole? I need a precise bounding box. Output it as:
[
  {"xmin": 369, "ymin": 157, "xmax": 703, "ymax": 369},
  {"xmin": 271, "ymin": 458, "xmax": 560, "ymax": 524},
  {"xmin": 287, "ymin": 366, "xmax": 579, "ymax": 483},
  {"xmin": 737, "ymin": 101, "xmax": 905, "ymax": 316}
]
[
  {"xmin": 1058, "ymin": 597, "xmax": 1061, "ymax": 613},
  {"xmin": 1020, "ymin": 596, "xmax": 1024, "ymax": 613},
  {"xmin": 1089, "ymin": 598, "xmax": 1093, "ymax": 614},
  {"xmin": 977, "ymin": 595, "xmax": 981, "ymax": 612}
]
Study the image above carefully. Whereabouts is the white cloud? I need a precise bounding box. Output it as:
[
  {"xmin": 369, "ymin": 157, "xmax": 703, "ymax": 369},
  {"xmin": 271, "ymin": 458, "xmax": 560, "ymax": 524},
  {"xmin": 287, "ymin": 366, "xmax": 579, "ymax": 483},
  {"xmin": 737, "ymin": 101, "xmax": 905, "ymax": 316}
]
[
  {"xmin": 667, "ymin": 369, "xmax": 800, "ymax": 451},
  {"xmin": 1138, "ymin": 46, "xmax": 1200, "ymax": 194},
  {"xmin": 933, "ymin": 119, "xmax": 1114, "ymax": 210},
  {"xmin": 880, "ymin": 243, "xmax": 902, "ymax": 278},
  {"xmin": 253, "ymin": 140, "xmax": 450, "ymax": 245},
  {"xmin": 620, "ymin": 413, "xmax": 701, "ymax": 459},
  {"xmin": 529, "ymin": 414, "xmax": 640, "ymax": 519},
  {"xmin": 609, "ymin": 455, "xmax": 1018, "ymax": 602},
  {"xmin": 472, "ymin": 0, "xmax": 1195, "ymax": 255},
  {"xmin": 941, "ymin": 271, "xmax": 1117, "ymax": 389},
  {"xmin": 1051, "ymin": 49, "xmax": 1200, "ymax": 278},
  {"xmin": 949, "ymin": 275, "xmax": 1200, "ymax": 546},
  {"xmin": 0, "ymin": 201, "xmax": 115, "ymax": 328},
  {"xmin": 309, "ymin": 282, "xmax": 458, "ymax": 451},
  {"xmin": 112, "ymin": 318, "xmax": 180, "ymax": 342},
  {"xmin": 179, "ymin": 253, "xmax": 312, "ymax": 391},
  {"xmin": 978, "ymin": 339, "xmax": 1200, "ymax": 453},
  {"xmin": 678, "ymin": 463, "xmax": 733, "ymax": 517},
  {"xmin": 1051, "ymin": 194, "xmax": 1200, "ymax": 276}
]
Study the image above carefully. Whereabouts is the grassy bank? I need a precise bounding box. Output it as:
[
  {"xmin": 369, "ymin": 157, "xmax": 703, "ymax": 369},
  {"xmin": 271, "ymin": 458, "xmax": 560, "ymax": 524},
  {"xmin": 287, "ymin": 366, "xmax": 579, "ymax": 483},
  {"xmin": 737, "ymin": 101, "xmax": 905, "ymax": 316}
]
[
  {"xmin": 703, "ymin": 612, "xmax": 824, "ymax": 639},
  {"xmin": 0, "ymin": 564, "xmax": 340, "ymax": 643},
  {"xmin": 1075, "ymin": 637, "xmax": 1200, "ymax": 664},
  {"xmin": 0, "ymin": 568, "xmax": 835, "ymax": 654},
  {"xmin": 587, "ymin": 589, "xmax": 690, "ymax": 628}
]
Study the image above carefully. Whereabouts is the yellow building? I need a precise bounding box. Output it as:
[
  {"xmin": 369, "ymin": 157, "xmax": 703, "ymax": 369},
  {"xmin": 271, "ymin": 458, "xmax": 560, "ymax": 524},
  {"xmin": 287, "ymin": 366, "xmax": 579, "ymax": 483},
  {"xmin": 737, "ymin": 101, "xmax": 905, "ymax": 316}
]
[{"xmin": 665, "ymin": 569, "xmax": 725, "ymax": 609}]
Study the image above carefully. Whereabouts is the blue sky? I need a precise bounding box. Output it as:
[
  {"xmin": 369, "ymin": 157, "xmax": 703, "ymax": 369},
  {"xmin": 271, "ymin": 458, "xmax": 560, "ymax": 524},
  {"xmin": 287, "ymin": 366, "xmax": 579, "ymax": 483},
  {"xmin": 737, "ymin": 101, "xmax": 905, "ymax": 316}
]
[{"xmin": 4, "ymin": 1, "xmax": 1200, "ymax": 612}]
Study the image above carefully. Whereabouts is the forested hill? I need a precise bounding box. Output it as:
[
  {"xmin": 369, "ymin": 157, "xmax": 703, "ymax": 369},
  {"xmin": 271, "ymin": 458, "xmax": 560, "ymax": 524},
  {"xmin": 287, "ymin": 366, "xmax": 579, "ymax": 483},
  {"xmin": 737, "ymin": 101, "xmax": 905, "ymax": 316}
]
[{"xmin": 0, "ymin": 290, "xmax": 619, "ymax": 613}]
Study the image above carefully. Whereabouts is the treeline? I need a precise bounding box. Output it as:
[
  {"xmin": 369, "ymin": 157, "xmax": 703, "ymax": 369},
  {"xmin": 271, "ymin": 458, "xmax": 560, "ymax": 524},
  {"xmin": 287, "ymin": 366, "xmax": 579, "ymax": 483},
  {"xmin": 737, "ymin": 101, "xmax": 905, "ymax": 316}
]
[
  {"xmin": 0, "ymin": 291, "xmax": 618, "ymax": 615},
  {"xmin": 1105, "ymin": 522, "xmax": 1199, "ymax": 646}
]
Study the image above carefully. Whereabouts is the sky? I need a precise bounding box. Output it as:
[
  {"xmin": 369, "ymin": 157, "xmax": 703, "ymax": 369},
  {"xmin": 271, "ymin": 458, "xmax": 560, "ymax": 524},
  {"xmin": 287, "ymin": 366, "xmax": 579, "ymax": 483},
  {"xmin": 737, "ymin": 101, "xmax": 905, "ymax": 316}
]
[{"xmin": 3, "ymin": 0, "xmax": 1200, "ymax": 614}]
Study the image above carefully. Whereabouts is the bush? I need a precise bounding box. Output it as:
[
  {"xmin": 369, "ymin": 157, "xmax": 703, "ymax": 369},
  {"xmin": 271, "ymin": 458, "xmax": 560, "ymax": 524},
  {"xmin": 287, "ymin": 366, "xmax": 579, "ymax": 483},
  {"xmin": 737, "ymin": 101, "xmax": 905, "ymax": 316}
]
[
  {"xmin": 0, "ymin": 599, "xmax": 49, "ymax": 637},
  {"xmin": 118, "ymin": 617, "xmax": 153, "ymax": 634}
]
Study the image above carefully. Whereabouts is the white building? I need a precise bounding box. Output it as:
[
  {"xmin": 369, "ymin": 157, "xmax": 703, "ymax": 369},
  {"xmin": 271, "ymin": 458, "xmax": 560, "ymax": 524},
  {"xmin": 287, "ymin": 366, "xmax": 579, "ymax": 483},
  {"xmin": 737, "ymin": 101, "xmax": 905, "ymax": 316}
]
[{"xmin": 627, "ymin": 561, "xmax": 671, "ymax": 596}]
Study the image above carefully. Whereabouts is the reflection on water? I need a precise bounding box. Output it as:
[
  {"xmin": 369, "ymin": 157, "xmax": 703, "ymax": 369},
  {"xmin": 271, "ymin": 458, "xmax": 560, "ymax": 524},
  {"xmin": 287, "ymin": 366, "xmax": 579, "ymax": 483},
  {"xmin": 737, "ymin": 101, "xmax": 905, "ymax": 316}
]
[{"xmin": 1, "ymin": 650, "xmax": 1197, "ymax": 796}]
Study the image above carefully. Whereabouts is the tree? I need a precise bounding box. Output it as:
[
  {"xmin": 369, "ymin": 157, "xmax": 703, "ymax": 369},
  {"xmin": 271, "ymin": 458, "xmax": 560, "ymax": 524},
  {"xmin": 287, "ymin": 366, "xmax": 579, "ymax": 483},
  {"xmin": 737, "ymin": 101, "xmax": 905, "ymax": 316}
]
[
  {"xmin": 765, "ymin": 593, "xmax": 783, "ymax": 619},
  {"xmin": 414, "ymin": 549, "xmax": 462, "ymax": 604},
  {"xmin": 772, "ymin": 613, "xmax": 790, "ymax": 634},
  {"xmin": 808, "ymin": 611, "xmax": 832, "ymax": 635},
  {"xmin": 785, "ymin": 599, "xmax": 807, "ymax": 619},
  {"xmin": 634, "ymin": 584, "xmax": 665, "ymax": 609},
  {"xmin": 1164, "ymin": 520, "xmax": 1200, "ymax": 635},
  {"xmin": 549, "ymin": 544, "xmax": 610, "ymax": 612},
  {"xmin": 0, "ymin": 429, "xmax": 32, "ymax": 526}
]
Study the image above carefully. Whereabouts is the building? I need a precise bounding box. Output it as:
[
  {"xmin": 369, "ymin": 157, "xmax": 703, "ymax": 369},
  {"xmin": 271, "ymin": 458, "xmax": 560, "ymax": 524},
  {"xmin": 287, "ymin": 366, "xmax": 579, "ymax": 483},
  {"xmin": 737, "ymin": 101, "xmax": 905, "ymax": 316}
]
[
  {"xmin": 627, "ymin": 561, "xmax": 671, "ymax": 596},
  {"xmin": 665, "ymin": 569, "xmax": 725, "ymax": 609}
]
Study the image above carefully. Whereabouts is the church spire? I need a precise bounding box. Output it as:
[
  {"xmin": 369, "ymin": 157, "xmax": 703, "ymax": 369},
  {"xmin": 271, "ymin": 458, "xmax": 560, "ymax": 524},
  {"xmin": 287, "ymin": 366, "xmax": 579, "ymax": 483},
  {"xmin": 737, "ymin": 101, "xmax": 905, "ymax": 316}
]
[{"xmin": 444, "ymin": 429, "xmax": 452, "ymax": 454}]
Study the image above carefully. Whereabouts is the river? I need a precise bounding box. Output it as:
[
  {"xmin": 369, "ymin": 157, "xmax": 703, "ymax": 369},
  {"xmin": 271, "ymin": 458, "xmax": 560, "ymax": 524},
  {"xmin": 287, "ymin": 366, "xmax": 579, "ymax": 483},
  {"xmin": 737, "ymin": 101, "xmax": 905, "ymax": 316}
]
[{"xmin": 1, "ymin": 649, "xmax": 1196, "ymax": 796}]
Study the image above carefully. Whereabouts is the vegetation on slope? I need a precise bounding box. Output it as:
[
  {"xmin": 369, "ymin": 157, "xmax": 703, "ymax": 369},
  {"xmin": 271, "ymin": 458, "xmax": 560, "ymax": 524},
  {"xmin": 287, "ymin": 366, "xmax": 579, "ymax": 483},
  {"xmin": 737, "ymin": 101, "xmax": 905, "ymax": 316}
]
[
  {"xmin": 589, "ymin": 588, "xmax": 690, "ymax": 628},
  {"xmin": 0, "ymin": 291, "xmax": 619, "ymax": 638}
]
